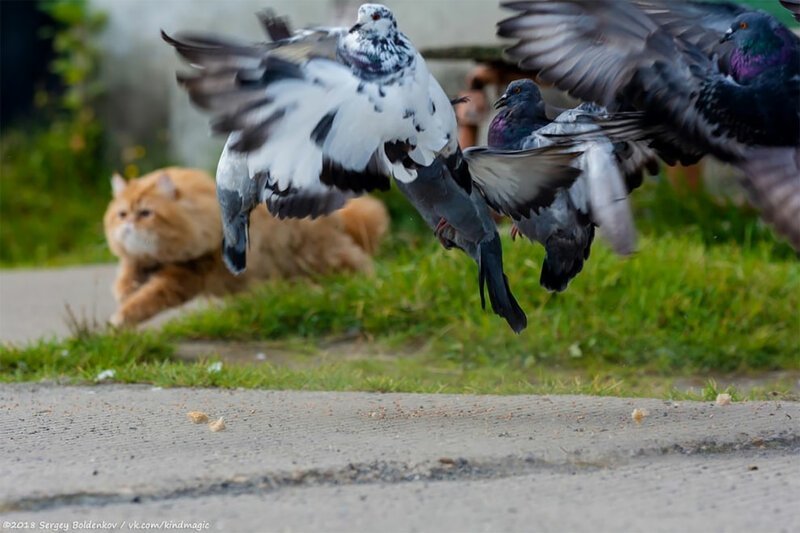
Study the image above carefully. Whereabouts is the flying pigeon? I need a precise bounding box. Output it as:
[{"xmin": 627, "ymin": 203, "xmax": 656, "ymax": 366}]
[
  {"xmin": 396, "ymin": 156, "xmax": 527, "ymax": 333},
  {"xmin": 164, "ymin": 4, "xmax": 584, "ymax": 331},
  {"xmin": 489, "ymin": 79, "xmax": 659, "ymax": 291},
  {"xmin": 498, "ymin": 0, "xmax": 800, "ymax": 251},
  {"xmin": 163, "ymin": 3, "xmax": 579, "ymax": 221}
]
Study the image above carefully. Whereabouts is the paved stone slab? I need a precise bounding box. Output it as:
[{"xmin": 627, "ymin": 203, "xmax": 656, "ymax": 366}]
[
  {"xmin": 0, "ymin": 266, "xmax": 203, "ymax": 345},
  {"xmin": 5, "ymin": 451, "xmax": 798, "ymax": 533},
  {"xmin": 1, "ymin": 384, "xmax": 797, "ymax": 533}
]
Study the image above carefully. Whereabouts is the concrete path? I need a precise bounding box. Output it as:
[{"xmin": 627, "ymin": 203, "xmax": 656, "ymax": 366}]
[
  {"xmin": 1, "ymin": 384, "xmax": 798, "ymax": 532},
  {"xmin": 0, "ymin": 265, "xmax": 201, "ymax": 345}
]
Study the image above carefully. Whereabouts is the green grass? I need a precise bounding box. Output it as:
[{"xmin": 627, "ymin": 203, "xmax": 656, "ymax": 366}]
[
  {"xmin": 2, "ymin": 329, "xmax": 797, "ymax": 401},
  {"xmin": 2, "ymin": 229, "xmax": 798, "ymax": 399},
  {"xmin": 164, "ymin": 233, "xmax": 799, "ymax": 374},
  {"xmin": 2, "ymin": 334, "xmax": 796, "ymax": 401}
]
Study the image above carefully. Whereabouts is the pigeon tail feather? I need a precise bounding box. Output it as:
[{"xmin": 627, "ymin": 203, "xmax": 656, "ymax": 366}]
[{"xmin": 478, "ymin": 234, "xmax": 527, "ymax": 333}]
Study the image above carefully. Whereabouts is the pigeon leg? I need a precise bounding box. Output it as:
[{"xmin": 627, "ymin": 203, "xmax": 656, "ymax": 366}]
[{"xmin": 434, "ymin": 217, "xmax": 456, "ymax": 249}]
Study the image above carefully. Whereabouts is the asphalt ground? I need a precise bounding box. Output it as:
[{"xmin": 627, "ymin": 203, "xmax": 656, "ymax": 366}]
[{"xmin": 1, "ymin": 384, "xmax": 798, "ymax": 532}]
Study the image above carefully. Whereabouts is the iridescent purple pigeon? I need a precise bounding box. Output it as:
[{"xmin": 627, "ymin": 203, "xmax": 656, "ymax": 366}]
[{"xmin": 498, "ymin": 0, "xmax": 800, "ymax": 251}]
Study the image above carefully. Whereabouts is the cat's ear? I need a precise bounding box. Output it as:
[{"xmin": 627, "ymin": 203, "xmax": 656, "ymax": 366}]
[
  {"xmin": 156, "ymin": 173, "xmax": 178, "ymax": 199},
  {"xmin": 111, "ymin": 173, "xmax": 127, "ymax": 198}
]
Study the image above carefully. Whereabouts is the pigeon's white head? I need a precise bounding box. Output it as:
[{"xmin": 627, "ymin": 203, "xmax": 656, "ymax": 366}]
[{"xmin": 350, "ymin": 4, "xmax": 397, "ymax": 36}]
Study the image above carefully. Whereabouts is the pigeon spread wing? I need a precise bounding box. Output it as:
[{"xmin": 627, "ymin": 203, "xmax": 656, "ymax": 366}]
[
  {"xmin": 463, "ymin": 145, "xmax": 581, "ymax": 219},
  {"xmin": 522, "ymin": 107, "xmax": 648, "ymax": 255},
  {"xmin": 164, "ymin": 28, "xmax": 456, "ymax": 216},
  {"xmin": 738, "ymin": 147, "xmax": 800, "ymax": 251},
  {"xmin": 630, "ymin": 0, "xmax": 747, "ymax": 57},
  {"xmin": 498, "ymin": 0, "xmax": 792, "ymax": 162},
  {"xmin": 780, "ymin": 0, "xmax": 800, "ymax": 22},
  {"xmin": 498, "ymin": 0, "xmax": 800, "ymax": 251}
]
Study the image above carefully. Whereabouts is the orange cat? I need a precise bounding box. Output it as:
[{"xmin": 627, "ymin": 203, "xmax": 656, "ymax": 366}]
[{"xmin": 104, "ymin": 167, "xmax": 389, "ymax": 326}]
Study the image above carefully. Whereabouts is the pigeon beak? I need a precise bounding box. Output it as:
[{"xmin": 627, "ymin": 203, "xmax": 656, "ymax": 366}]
[
  {"xmin": 349, "ymin": 23, "xmax": 362, "ymax": 33},
  {"xmin": 720, "ymin": 28, "xmax": 734, "ymax": 43},
  {"xmin": 493, "ymin": 94, "xmax": 509, "ymax": 110}
]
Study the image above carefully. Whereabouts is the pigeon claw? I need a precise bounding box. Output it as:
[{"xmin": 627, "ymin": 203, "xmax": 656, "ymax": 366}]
[
  {"xmin": 510, "ymin": 224, "xmax": 521, "ymax": 241},
  {"xmin": 434, "ymin": 217, "xmax": 456, "ymax": 249}
]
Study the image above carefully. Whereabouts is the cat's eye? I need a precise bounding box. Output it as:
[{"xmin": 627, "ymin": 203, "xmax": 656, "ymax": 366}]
[
  {"xmin": 118, "ymin": 210, "xmax": 127, "ymax": 219},
  {"xmin": 137, "ymin": 209, "xmax": 152, "ymax": 218}
]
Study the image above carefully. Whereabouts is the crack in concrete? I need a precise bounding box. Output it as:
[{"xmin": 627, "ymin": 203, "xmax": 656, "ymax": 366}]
[
  {"xmin": 4, "ymin": 433, "xmax": 798, "ymax": 514},
  {"xmin": 2, "ymin": 455, "xmax": 598, "ymax": 514}
]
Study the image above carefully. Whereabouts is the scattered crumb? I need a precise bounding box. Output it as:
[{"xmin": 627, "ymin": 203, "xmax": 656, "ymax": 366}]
[
  {"xmin": 209, "ymin": 417, "xmax": 226, "ymax": 432},
  {"xmin": 187, "ymin": 411, "xmax": 209, "ymax": 424},
  {"xmin": 631, "ymin": 408, "xmax": 649, "ymax": 424},
  {"xmin": 207, "ymin": 361, "xmax": 223, "ymax": 374},
  {"xmin": 748, "ymin": 465, "xmax": 758, "ymax": 471},
  {"xmin": 438, "ymin": 457, "xmax": 455, "ymax": 465},
  {"xmin": 715, "ymin": 393, "xmax": 732, "ymax": 406}
]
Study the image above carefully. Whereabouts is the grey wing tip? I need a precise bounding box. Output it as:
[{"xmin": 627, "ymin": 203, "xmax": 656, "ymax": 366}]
[
  {"xmin": 161, "ymin": 29, "xmax": 177, "ymax": 45},
  {"xmin": 779, "ymin": 0, "xmax": 800, "ymax": 22},
  {"xmin": 222, "ymin": 240, "xmax": 247, "ymax": 275},
  {"xmin": 257, "ymin": 9, "xmax": 293, "ymax": 42}
]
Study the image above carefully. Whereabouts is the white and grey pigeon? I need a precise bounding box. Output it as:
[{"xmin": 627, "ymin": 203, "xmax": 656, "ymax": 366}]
[{"xmin": 163, "ymin": 4, "xmax": 583, "ymax": 333}]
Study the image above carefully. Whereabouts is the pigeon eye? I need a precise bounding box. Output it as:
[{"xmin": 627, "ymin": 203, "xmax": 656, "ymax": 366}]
[
  {"xmin": 739, "ymin": 21, "xmax": 748, "ymax": 30},
  {"xmin": 372, "ymin": 12, "xmax": 381, "ymax": 21},
  {"xmin": 513, "ymin": 87, "xmax": 521, "ymax": 94}
]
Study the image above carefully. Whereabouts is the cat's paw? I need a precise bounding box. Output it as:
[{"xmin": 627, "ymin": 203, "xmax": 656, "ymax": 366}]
[{"xmin": 113, "ymin": 280, "xmax": 139, "ymax": 302}]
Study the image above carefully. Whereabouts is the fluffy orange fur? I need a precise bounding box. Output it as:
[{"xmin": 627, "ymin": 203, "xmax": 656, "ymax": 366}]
[{"xmin": 104, "ymin": 167, "xmax": 389, "ymax": 326}]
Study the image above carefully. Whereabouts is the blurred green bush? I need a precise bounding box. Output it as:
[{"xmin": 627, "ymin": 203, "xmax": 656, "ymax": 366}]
[{"xmin": 0, "ymin": 0, "xmax": 111, "ymax": 266}]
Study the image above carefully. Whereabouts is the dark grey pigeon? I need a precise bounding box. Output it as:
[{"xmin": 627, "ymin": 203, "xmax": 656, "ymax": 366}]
[
  {"xmin": 395, "ymin": 158, "xmax": 527, "ymax": 333},
  {"xmin": 488, "ymin": 79, "xmax": 658, "ymax": 292},
  {"xmin": 498, "ymin": 0, "xmax": 800, "ymax": 251}
]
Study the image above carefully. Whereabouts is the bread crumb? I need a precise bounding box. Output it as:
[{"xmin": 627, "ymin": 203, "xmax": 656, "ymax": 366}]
[
  {"xmin": 187, "ymin": 411, "xmax": 209, "ymax": 424},
  {"xmin": 631, "ymin": 408, "xmax": 649, "ymax": 424},
  {"xmin": 715, "ymin": 393, "xmax": 732, "ymax": 406},
  {"xmin": 209, "ymin": 417, "xmax": 226, "ymax": 432}
]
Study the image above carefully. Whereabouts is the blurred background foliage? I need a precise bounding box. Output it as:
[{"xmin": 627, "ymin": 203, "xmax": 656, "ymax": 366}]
[{"xmin": 1, "ymin": 0, "xmax": 113, "ymax": 265}]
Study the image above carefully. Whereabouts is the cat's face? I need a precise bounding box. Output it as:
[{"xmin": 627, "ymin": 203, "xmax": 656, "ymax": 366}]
[{"xmin": 104, "ymin": 172, "xmax": 185, "ymax": 262}]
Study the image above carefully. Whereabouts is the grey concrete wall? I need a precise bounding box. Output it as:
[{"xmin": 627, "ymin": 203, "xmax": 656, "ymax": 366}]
[{"xmin": 88, "ymin": 0, "xmax": 505, "ymax": 171}]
